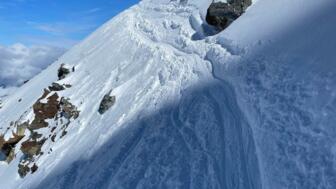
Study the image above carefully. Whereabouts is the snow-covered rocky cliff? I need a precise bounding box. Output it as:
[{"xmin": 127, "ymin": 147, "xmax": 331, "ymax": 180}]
[{"xmin": 0, "ymin": 0, "xmax": 335, "ymax": 188}]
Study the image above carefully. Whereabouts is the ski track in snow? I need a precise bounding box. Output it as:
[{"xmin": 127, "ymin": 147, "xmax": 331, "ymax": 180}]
[{"xmin": 0, "ymin": 0, "xmax": 336, "ymax": 188}]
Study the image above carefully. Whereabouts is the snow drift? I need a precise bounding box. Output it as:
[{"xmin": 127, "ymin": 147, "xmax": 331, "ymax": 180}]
[{"xmin": 0, "ymin": 0, "xmax": 335, "ymax": 188}]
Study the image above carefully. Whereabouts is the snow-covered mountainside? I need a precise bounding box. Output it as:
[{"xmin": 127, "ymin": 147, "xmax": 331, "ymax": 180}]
[{"xmin": 1, "ymin": 0, "xmax": 336, "ymax": 188}]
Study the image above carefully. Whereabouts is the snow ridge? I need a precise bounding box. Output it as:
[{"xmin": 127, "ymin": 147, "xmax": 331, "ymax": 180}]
[{"xmin": 0, "ymin": 0, "xmax": 336, "ymax": 189}]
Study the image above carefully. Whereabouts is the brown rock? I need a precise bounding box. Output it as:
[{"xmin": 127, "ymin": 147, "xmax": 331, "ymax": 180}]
[
  {"xmin": 29, "ymin": 118, "xmax": 48, "ymax": 130},
  {"xmin": 37, "ymin": 89, "xmax": 50, "ymax": 101},
  {"xmin": 0, "ymin": 133, "xmax": 24, "ymax": 163},
  {"xmin": 33, "ymin": 93, "xmax": 60, "ymax": 120},
  {"xmin": 20, "ymin": 140, "xmax": 44, "ymax": 158}
]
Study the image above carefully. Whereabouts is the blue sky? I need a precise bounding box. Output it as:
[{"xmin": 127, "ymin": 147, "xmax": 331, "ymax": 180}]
[{"xmin": 0, "ymin": 0, "xmax": 139, "ymax": 48}]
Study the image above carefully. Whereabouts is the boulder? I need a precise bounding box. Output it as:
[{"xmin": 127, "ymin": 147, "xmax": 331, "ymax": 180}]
[
  {"xmin": 48, "ymin": 82, "xmax": 65, "ymax": 91},
  {"xmin": 57, "ymin": 64, "xmax": 70, "ymax": 80},
  {"xmin": 18, "ymin": 163, "xmax": 30, "ymax": 178},
  {"xmin": 60, "ymin": 98, "xmax": 80, "ymax": 119},
  {"xmin": 0, "ymin": 134, "xmax": 24, "ymax": 163},
  {"xmin": 206, "ymin": 0, "xmax": 251, "ymax": 31},
  {"xmin": 33, "ymin": 93, "xmax": 60, "ymax": 120},
  {"xmin": 20, "ymin": 140, "xmax": 44, "ymax": 158},
  {"xmin": 98, "ymin": 92, "xmax": 116, "ymax": 114},
  {"xmin": 31, "ymin": 163, "xmax": 38, "ymax": 173},
  {"xmin": 228, "ymin": 0, "xmax": 252, "ymax": 13}
]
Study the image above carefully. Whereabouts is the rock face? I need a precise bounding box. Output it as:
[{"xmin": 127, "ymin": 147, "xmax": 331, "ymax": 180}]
[
  {"xmin": 206, "ymin": 0, "xmax": 252, "ymax": 31},
  {"xmin": 98, "ymin": 92, "xmax": 116, "ymax": 114},
  {"xmin": 15, "ymin": 89, "xmax": 80, "ymax": 177},
  {"xmin": 0, "ymin": 67, "xmax": 80, "ymax": 178}
]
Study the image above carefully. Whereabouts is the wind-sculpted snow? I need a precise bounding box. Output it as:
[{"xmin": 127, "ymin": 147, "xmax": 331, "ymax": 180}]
[
  {"xmin": 209, "ymin": 1, "xmax": 336, "ymax": 188},
  {"xmin": 36, "ymin": 83, "xmax": 261, "ymax": 189},
  {"xmin": 0, "ymin": 0, "xmax": 335, "ymax": 188}
]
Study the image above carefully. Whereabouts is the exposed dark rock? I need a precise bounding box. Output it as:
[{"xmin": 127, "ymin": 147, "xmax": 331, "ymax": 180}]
[
  {"xmin": 206, "ymin": 0, "xmax": 251, "ymax": 31},
  {"xmin": 51, "ymin": 127, "xmax": 56, "ymax": 133},
  {"xmin": 98, "ymin": 91, "xmax": 116, "ymax": 114},
  {"xmin": 0, "ymin": 133, "xmax": 25, "ymax": 163},
  {"xmin": 0, "ymin": 142, "xmax": 14, "ymax": 163},
  {"xmin": 60, "ymin": 130, "xmax": 67, "ymax": 138},
  {"xmin": 20, "ymin": 140, "xmax": 45, "ymax": 159},
  {"xmin": 57, "ymin": 64, "xmax": 70, "ymax": 80},
  {"xmin": 51, "ymin": 134, "xmax": 56, "ymax": 142},
  {"xmin": 0, "ymin": 79, "xmax": 81, "ymax": 177},
  {"xmin": 31, "ymin": 132, "xmax": 43, "ymax": 141},
  {"xmin": 18, "ymin": 163, "xmax": 30, "ymax": 178},
  {"xmin": 38, "ymin": 89, "xmax": 51, "ymax": 101},
  {"xmin": 1, "ymin": 81, "xmax": 80, "ymax": 177},
  {"xmin": 16, "ymin": 122, "xmax": 28, "ymax": 136},
  {"xmin": 29, "ymin": 118, "xmax": 48, "ymax": 130},
  {"xmin": 29, "ymin": 93, "xmax": 60, "ymax": 130},
  {"xmin": 48, "ymin": 82, "xmax": 65, "ymax": 91},
  {"xmin": 31, "ymin": 163, "xmax": 38, "ymax": 173},
  {"xmin": 33, "ymin": 93, "xmax": 60, "ymax": 120},
  {"xmin": 64, "ymin": 84, "xmax": 72, "ymax": 88},
  {"xmin": 60, "ymin": 98, "xmax": 80, "ymax": 119},
  {"xmin": 228, "ymin": 0, "xmax": 252, "ymax": 13}
]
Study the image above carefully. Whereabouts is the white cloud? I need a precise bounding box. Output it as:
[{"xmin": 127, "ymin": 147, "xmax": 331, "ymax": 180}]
[
  {"xmin": 0, "ymin": 43, "xmax": 66, "ymax": 87},
  {"xmin": 27, "ymin": 21, "xmax": 97, "ymax": 36},
  {"xmin": 22, "ymin": 36, "xmax": 79, "ymax": 48}
]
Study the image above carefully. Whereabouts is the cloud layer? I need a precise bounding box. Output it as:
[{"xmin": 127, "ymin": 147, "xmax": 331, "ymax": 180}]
[{"xmin": 0, "ymin": 43, "xmax": 66, "ymax": 87}]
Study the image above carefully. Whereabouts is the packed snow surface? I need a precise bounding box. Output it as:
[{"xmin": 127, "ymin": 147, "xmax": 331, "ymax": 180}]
[{"xmin": 0, "ymin": 0, "xmax": 336, "ymax": 188}]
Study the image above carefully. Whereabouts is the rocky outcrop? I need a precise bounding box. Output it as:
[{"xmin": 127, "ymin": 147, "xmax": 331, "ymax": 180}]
[
  {"xmin": 0, "ymin": 133, "xmax": 25, "ymax": 163},
  {"xmin": 98, "ymin": 91, "xmax": 116, "ymax": 114},
  {"xmin": 0, "ymin": 66, "xmax": 80, "ymax": 178},
  {"xmin": 29, "ymin": 92, "xmax": 60, "ymax": 130},
  {"xmin": 60, "ymin": 98, "xmax": 80, "ymax": 119},
  {"xmin": 21, "ymin": 140, "xmax": 45, "ymax": 159},
  {"xmin": 57, "ymin": 64, "xmax": 70, "ymax": 80},
  {"xmin": 206, "ymin": 0, "xmax": 252, "ymax": 31},
  {"xmin": 31, "ymin": 163, "xmax": 38, "ymax": 173},
  {"xmin": 18, "ymin": 163, "xmax": 30, "ymax": 178},
  {"xmin": 48, "ymin": 82, "xmax": 65, "ymax": 91}
]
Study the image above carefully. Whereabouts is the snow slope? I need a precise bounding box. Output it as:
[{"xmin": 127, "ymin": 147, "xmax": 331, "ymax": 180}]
[{"xmin": 0, "ymin": 0, "xmax": 335, "ymax": 188}]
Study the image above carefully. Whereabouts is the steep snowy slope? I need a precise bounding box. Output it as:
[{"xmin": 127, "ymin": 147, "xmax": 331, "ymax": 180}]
[{"xmin": 0, "ymin": 0, "xmax": 335, "ymax": 188}]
